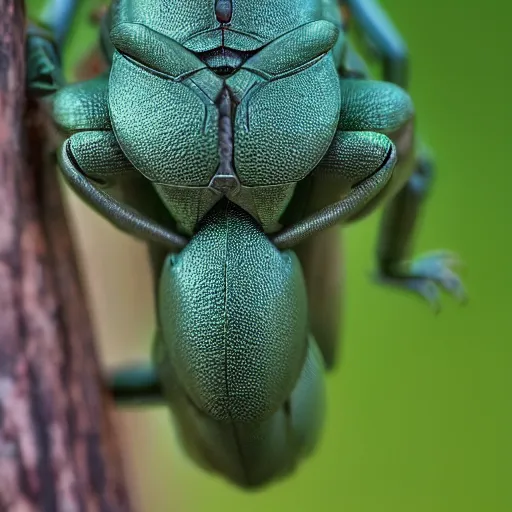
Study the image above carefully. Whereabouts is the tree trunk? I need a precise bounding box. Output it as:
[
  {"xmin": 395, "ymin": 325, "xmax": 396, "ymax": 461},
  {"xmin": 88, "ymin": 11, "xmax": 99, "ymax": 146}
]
[{"xmin": 0, "ymin": 1, "xmax": 133, "ymax": 510}]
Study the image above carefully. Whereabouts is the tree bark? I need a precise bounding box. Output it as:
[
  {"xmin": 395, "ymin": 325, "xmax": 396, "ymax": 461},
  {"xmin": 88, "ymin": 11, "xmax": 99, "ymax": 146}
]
[{"xmin": 0, "ymin": 1, "xmax": 133, "ymax": 510}]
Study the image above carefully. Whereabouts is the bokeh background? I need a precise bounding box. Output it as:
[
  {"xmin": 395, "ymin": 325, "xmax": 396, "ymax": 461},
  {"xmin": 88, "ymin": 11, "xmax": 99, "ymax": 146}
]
[{"xmin": 26, "ymin": 0, "xmax": 512, "ymax": 510}]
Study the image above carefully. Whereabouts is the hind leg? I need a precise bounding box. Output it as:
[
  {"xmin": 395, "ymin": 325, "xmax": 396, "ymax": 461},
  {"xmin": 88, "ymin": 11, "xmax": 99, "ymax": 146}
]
[
  {"xmin": 375, "ymin": 154, "xmax": 466, "ymax": 310},
  {"xmin": 280, "ymin": 76, "xmax": 412, "ymax": 366},
  {"xmin": 107, "ymin": 362, "xmax": 164, "ymax": 406},
  {"xmin": 295, "ymin": 227, "xmax": 344, "ymax": 370}
]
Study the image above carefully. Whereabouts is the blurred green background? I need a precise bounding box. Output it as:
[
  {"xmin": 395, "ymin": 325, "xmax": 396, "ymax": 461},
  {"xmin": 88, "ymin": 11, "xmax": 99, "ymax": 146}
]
[{"xmin": 27, "ymin": 0, "xmax": 511, "ymax": 511}]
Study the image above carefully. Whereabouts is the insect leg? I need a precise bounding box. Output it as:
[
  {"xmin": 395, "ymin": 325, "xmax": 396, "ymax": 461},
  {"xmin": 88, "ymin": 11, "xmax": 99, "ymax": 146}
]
[
  {"xmin": 26, "ymin": 0, "xmax": 83, "ymax": 96},
  {"xmin": 274, "ymin": 77, "xmax": 413, "ymax": 248},
  {"xmin": 107, "ymin": 362, "xmax": 164, "ymax": 406},
  {"xmin": 52, "ymin": 75, "xmax": 176, "ymax": 285},
  {"xmin": 39, "ymin": 0, "xmax": 80, "ymax": 47},
  {"xmin": 26, "ymin": 24, "xmax": 64, "ymax": 97},
  {"xmin": 375, "ymin": 155, "xmax": 466, "ymax": 309},
  {"xmin": 342, "ymin": 5, "xmax": 465, "ymax": 306},
  {"xmin": 290, "ymin": 126, "xmax": 400, "ymax": 366},
  {"xmin": 272, "ymin": 147, "xmax": 395, "ymax": 249},
  {"xmin": 59, "ymin": 131, "xmax": 188, "ymax": 250},
  {"xmin": 279, "ymin": 77, "xmax": 414, "ymax": 364},
  {"xmin": 340, "ymin": 78, "xmax": 416, "ymax": 221},
  {"xmin": 342, "ymin": 0, "xmax": 408, "ymax": 88},
  {"xmin": 293, "ymin": 228, "xmax": 343, "ymax": 370}
]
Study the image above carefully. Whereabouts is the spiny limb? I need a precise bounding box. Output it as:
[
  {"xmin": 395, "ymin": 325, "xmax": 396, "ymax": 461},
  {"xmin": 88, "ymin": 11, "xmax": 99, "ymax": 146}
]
[
  {"xmin": 376, "ymin": 154, "xmax": 466, "ymax": 311},
  {"xmin": 107, "ymin": 362, "xmax": 165, "ymax": 406},
  {"xmin": 59, "ymin": 133, "xmax": 188, "ymax": 250}
]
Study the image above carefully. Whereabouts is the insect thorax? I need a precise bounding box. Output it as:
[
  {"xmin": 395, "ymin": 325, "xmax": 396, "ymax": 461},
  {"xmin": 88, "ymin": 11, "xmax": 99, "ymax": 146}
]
[{"xmin": 106, "ymin": 0, "xmax": 344, "ymax": 234}]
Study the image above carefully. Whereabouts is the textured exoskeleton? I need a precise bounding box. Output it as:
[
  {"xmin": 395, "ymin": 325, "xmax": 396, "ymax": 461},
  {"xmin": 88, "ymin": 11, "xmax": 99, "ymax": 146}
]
[{"xmin": 28, "ymin": 0, "xmax": 465, "ymax": 488}]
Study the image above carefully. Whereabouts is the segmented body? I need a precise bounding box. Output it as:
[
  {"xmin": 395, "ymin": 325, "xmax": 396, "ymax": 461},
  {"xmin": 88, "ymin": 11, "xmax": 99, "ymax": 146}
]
[{"xmin": 50, "ymin": 0, "xmax": 417, "ymax": 488}]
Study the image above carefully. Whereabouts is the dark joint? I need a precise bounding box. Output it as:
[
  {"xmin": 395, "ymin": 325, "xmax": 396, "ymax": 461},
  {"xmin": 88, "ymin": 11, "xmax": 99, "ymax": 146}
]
[{"xmin": 209, "ymin": 87, "xmax": 240, "ymax": 196}]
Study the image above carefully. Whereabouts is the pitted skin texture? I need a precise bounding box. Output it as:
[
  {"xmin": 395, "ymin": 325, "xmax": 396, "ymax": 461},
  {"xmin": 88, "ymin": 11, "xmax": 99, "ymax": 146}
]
[
  {"xmin": 339, "ymin": 78, "xmax": 414, "ymax": 132},
  {"xmin": 233, "ymin": 54, "xmax": 341, "ymax": 186},
  {"xmin": 153, "ymin": 184, "xmax": 221, "ymax": 235},
  {"xmin": 152, "ymin": 203, "xmax": 325, "ymax": 487},
  {"xmin": 36, "ymin": 0, "xmax": 466, "ymax": 491},
  {"xmin": 153, "ymin": 331, "xmax": 325, "ymax": 488},
  {"xmin": 152, "ymin": 182, "xmax": 298, "ymax": 236},
  {"xmin": 104, "ymin": 12, "xmax": 343, "ymax": 231},
  {"xmin": 157, "ymin": 203, "xmax": 308, "ymax": 423},
  {"xmin": 109, "ymin": 53, "xmax": 220, "ymax": 186},
  {"xmin": 53, "ymin": 74, "xmax": 111, "ymax": 131},
  {"xmin": 111, "ymin": 0, "xmax": 343, "ymax": 52},
  {"xmin": 69, "ymin": 131, "xmax": 134, "ymax": 180}
]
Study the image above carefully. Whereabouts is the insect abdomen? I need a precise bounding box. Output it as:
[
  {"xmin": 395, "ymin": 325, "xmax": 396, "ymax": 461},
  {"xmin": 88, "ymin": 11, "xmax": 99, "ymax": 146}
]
[
  {"xmin": 157, "ymin": 202, "xmax": 308, "ymax": 423},
  {"xmin": 157, "ymin": 335, "xmax": 326, "ymax": 488},
  {"xmin": 154, "ymin": 204, "xmax": 326, "ymax": 486}
]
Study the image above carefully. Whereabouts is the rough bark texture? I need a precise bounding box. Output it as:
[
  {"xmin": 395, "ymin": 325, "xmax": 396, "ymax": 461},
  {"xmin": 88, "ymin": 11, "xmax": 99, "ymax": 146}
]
[{"xmin": 0, "ymin": 1, "xmax": 133, "ymax": 510}]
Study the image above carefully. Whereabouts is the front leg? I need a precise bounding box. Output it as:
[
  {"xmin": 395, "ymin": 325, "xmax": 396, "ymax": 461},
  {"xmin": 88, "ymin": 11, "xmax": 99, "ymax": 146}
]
[
  {"xmin": 26, "ymin": 0, "xmax": 82, "ymax": 96},
  {"xmin": 59, "ymin": 131, "xmax": 188, "ymax": 251},
  {"xmin": 272, "ymin": 137, "xmax": 396, "ymax": 248},
  {"xmin": 47, "ymin": 72, "xmax": 188, "ymax": 250}
]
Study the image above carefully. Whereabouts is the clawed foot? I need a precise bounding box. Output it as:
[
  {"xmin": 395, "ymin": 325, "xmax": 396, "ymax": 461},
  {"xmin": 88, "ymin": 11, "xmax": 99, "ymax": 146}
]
[{"xmin": 377, "ymin": 251, "xmax": 467, "ymax": 313}]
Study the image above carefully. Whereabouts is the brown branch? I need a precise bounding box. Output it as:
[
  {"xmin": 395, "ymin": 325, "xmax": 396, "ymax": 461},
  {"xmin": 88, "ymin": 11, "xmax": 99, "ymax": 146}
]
[{"xmin": 0, "ymin": 1, "xmax": 133, "ymax": 510}]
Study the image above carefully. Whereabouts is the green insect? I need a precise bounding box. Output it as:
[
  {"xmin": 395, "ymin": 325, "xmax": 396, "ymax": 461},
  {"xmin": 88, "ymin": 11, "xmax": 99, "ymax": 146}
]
[{"xmin": 28, "ymin": 0, "xmax": 465, "ymax": 489}]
